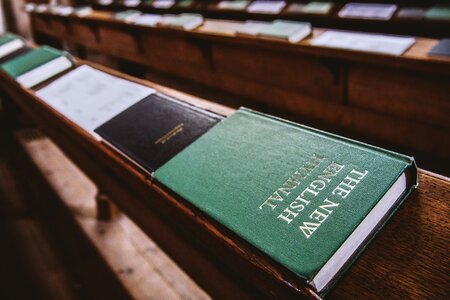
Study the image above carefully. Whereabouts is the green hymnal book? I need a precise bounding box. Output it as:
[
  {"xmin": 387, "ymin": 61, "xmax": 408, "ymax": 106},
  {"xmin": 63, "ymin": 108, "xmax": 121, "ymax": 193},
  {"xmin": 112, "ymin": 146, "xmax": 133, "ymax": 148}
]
[
  {"xmin": 425, "ymin": 4, "xmax": 450, "ymax": 21},
  {"xmin": 258, "ymin": 20, "xmax": 312, "ymax": 43},
  {"xmin": 163, "ymin": 13, "xmax": 204, "ymax": 30},
  {"xmin": 1, "ymin": 46, "xmax": 74, "ymax": 88},
  {"xmin": 217, "ymin": 0, "xmax": 249, "ymax": 10},
  {"xmin": 0, "ymin": 33, "xmax": 26, "ymax": 59},
  {"xmin": 155, "ymin": 107, "xmax": 418, "ymax": 295},
  {"xmin": 177, "ymin": 0, "xmax": 194, "ymax": 8},
  {"xmin": 114, "ymin": 10, "xmax": 142, "ymax": 21},
  {"xmin": 301, "ymin": 1, "xmax": 333, "ymax": 15}
]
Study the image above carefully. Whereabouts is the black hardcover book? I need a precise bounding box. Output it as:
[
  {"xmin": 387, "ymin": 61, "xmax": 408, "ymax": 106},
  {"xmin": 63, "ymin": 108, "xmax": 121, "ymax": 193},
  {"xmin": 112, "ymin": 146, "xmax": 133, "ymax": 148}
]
[
  {"xmin": 428, "ymin": 39, "xmax": 450, "ymax": 58},
  {"xmin": 0, "ymin": 46, "xmax": 32, "ymax": 65},
  {"xmin": 94, "ymin": 93, "xmax": 223, "ymax": 174}
]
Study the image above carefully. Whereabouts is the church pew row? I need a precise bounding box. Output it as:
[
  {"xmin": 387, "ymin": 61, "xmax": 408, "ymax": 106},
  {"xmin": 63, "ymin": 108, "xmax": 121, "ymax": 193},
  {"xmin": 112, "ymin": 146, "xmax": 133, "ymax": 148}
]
[
  {"xmin": 29, "ymin": 10, "xmax": 450, "ymax": 171},
  {"xmin": 0, "ymin": 48, "xmax": 449, "ymax": 299}
]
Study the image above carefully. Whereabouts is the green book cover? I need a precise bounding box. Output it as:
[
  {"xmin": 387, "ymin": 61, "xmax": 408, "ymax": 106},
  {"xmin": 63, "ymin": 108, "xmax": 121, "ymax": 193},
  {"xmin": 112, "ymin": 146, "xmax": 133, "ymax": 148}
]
[
  {"xmin": 115, "ymin": 9, "xmax": 141, "ymax": 20},
  {"xmin": 155, "ymin": 107, "xmax": 417, "ymax": 294},
  {"xmin": 177, "ymin": 0, "xmax": 194, "ymax": 8},
  {"xmin": 301, "ymin": 1, "xmax": 333, "ymax": 15},
  {"xmin": 1, "ymin": 46, "xmax": 64, "ymax": 79},
  {"xmin": 217, "ymin": 0, "xmax": 249, "ymax": 10},
  {"xmin": 258, "ymin": 20, "xmax": 311, "ymax": 43},
  {"xmin": 425, "ymin": 4, "xmax": 450, "ymax": 20},
  {"xmin": 166, "ymin": 13, "xmax": 203, "ymax": 30},
  {"xmin": 0, "ymin": 33, "xmax": 21, "ymax": 46}
]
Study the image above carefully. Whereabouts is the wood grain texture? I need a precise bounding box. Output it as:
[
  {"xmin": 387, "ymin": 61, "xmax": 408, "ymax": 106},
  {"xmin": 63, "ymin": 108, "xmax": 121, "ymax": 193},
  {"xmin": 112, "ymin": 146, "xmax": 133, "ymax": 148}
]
[
  {"xmin": 16, "ymin": 129, "xmax": 210, "ymax": 300},
  {"xmin": 0, "ymin": 56, "xmax": 448, "ymax": 298},
  {"xmin": 330, "ymin": 171, "xmax": 450, "ymax": 299},
  {"xmin": 0, "ymin": 134, "xmax": 132, "ymax": 300}
]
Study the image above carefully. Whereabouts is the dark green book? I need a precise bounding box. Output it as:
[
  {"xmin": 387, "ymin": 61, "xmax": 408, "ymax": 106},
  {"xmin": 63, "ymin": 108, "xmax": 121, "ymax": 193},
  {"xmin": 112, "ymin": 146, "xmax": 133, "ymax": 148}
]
[
  {"xmin": 0, "ymin": 46, "xmax": 74, "ymax": 88},
  {"xmin": 425, "ymin": 3, "xmax": 450, "ymax": 21},
  {"xmin": 177, "ymin": 0, "xmax": 194, "ymax": 8},
  {"xmin": 155, "ymin": 107, "xmax": 418, "ymax": 295},
  {"xmin": 0, "ymin": 33, "xmax": 26, "ymax": 59}
]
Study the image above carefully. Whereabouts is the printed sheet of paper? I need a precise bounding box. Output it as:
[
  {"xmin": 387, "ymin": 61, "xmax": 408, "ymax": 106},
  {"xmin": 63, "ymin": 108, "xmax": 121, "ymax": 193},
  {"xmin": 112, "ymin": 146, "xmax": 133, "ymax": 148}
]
[
  {"xmin": 311, "ymin": 30, "xmax": 415, "ymax": 56},
  {"xmin": 36, "ymin": 65, "xmax": 155, "ymax": 138},
  {"xmin": 338, "ymin": 3, "xmax": 397, "ymax": 20}
]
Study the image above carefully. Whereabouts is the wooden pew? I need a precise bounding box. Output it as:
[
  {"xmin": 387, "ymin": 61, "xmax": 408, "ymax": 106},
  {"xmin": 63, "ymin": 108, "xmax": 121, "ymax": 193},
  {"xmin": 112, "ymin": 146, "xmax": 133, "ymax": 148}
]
[
  {"xmin": 0, "ymin": 54, "xmax": 448, "ymax": 299},
  {"xmin": 28, "ymin": 10, "xmax": 450, "ymax": 174},
  {"xmin": 87, "ymin": 0, "xmax": 450, "ymax": 38}
]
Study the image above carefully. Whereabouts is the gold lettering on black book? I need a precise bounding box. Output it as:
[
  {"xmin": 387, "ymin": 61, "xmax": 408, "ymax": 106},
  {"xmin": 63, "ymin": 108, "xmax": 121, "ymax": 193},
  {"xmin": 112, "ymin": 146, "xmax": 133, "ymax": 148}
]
[{"xmin": 155, "ymin": 123, "xmax": 184, "ymax": 145}]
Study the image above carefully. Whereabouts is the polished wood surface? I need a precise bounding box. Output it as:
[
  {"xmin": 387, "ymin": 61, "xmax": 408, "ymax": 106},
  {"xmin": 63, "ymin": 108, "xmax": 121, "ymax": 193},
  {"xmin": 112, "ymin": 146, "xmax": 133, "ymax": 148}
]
[
  {"xmin": 28, "ymin": 11, "xmax": 450, "ymax": 173},
  {"xmin": 0, "ymin": 55, "xmax": 448, "ymax": 298}
]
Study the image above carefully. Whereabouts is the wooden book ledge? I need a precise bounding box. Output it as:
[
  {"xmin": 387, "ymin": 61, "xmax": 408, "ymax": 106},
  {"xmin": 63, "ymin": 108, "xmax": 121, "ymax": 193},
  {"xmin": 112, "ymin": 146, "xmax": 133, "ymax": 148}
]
[{"xmin": 0, "ymin": 56, "xmax": 448, "ymax": 299}]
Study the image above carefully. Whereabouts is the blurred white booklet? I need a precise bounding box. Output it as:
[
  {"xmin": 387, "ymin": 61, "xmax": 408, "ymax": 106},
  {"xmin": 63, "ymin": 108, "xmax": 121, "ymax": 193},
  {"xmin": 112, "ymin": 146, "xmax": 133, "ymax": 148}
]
[
  {"xmin": 311, "ymin": 30, "xmax": 415, "ymax": 56},
  {"xmin": 247, "ymin": 1, "xmax": 286, "ymax": 14},
  {"xmin": 338, "ymin": 3, "xmax": 397, "ymax": 20},
  {"xmin": 36, "ymin": 65, "xmax": 155, "ymax": 139}
]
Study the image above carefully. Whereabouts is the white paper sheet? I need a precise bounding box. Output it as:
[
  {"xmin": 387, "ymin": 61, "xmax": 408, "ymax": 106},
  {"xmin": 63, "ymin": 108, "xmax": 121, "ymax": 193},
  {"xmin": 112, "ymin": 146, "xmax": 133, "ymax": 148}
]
[
  {"xmin": 311, "ymin": 30, "xmax": 416, "ymax": 56},
  {"xmin": 36, "ymin": 65, "xmax": 155, "ymax": 138}
]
